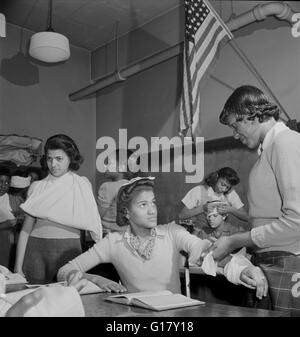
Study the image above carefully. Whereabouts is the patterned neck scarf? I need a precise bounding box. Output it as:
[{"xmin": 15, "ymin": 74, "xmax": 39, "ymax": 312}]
[{"xmin": 127, "ymin": 227, "xmax": 157, "ymax": 260}]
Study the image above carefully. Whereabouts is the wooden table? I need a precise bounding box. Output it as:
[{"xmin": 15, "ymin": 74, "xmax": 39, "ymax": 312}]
[
  {"xmin": 81, "ymin": 292, "xmax": 288, "ymax": 317},
  {"xmin": 7, "ymin": 284, "xmax": 288, "ymax": 317}
]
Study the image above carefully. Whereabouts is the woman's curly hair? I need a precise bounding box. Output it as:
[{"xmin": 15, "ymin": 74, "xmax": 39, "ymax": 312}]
[
  {"xmin": 205, "ymin": 167, "xmax": 240, "ymax": 192},
  {"xmin": 116, "ymin": 178, "xmax": 155, "ymax": 227},
  {"xmin": 41, "ymin": 134, "xmax": 84, "ymax": 171},
  {"xmin": 219, "ymin": 85, "xmax": 280, "ymax": 125}
]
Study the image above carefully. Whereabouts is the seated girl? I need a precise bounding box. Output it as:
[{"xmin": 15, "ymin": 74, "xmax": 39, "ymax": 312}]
[
  {"xmin": 179, "ymin": 167, "xmax": 249, "ymax": 224},
  {"xmin": 57, "ymin": 177, "xmax": 267, "ymax": 299},
  {"xmin": 195, "ymin": 201, "xmax": 245, "ymax": 241}
]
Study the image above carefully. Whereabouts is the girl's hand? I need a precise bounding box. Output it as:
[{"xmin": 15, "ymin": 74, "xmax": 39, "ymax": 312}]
[
  {"xmin": 67, "ymin": 271, "xmax": 88, "ymax": 292},
  {"xmin": 90, "ymin": 275, "xmax": 127, "ymax": 293},
  {"xmin": 217, "ymin": 204, "xmax": 233, "ymax": 214},
  {"xmin": 240, "ymin": 266, "xmax": 268, "ymax": 299}
]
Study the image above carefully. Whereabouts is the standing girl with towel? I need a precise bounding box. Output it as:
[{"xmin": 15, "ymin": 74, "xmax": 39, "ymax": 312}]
[{"xmin": 14, "ymin": 134, "xmax": 102, "ymax": 284}]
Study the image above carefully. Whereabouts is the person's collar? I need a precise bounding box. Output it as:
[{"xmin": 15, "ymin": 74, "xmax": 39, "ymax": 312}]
[
  {"xmin": 124, "ymin": 224, "xmax": 166, "ymax": 239},
  {"xmin": 258, "ymin": 121, "xmax": 288, "ymax": 155}
]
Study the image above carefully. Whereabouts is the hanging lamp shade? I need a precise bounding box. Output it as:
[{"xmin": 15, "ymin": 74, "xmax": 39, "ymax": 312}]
[
  {"xmin": 29, "ymin": 31, "xmax": 70, "ymax": 63},
  {"xmin": 29, "ymin": 0, "xmax": 70, "ymax": 63}
]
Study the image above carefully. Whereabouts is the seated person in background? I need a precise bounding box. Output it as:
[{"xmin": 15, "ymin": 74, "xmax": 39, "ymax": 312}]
[
  {"xmin": 97, "ymin": 148, "xmax": 137, "ymax": 235},
  {"xmin": 195, "ymin": 201, "xmax": 246, "ymax": 241},
  {"xmin": 179, "ymin": 167, "xmax": 249, "ymax": 227},
  {"xmin": 58, "ymin": 177, "xmax": 267, "ymax": 300},
  {"xmin": 0, "ymin": 168, "xmax": 24, "ymax": 268},
  {"xmin": 26, "ymin": 166, "xmax": 43, "ymax": 184},
  {"xmin": 9, "ymin": 173, "xmax": 31, "ymax": 213}
]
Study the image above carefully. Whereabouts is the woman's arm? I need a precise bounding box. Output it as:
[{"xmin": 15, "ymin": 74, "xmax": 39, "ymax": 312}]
[
  {"xmin": 178, "ymin": 205, "xmax": 204, "ymax": 220},
  {"xmin": 217, "ymin": 204, "xmax": 249, "ymax": 222},
  {"xmin": 57, "ymin": 240, "xmax": 126, "ymax": 293},
  {"xmin": 67, "ymin": 270, "xmax": 126, "ymax": 293},
  {"xmin": 14, "ymin": 214, "xmax": 35, "ymax": 275},
  {"xmin": 223, "ymin": 254, "xmax": 268, "ymax": 299}
]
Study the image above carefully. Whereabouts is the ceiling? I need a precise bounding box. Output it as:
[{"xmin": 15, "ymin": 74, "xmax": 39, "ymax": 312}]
[
  {"xmin": 1, "ymin": 1, "xmax": 300, "ymax": 51},
  {"xmin": 0, "ymin": 0, "xmax": 183, "ymax": 51}
]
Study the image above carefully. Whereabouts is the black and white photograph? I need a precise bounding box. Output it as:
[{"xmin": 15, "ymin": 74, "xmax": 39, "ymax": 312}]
[{"xmin": 0, "ymin": 0, "xmax": 300, "ymax": 324}]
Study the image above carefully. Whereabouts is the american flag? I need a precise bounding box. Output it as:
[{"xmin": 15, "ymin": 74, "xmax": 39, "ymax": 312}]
[{"xmin": 179, "ymin": 0, "xmax": 233, "ymax": 138}]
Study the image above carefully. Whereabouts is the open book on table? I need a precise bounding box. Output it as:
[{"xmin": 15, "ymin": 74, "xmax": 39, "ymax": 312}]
[{"xmin": 105, "ymin": 290, "xmax": 204, "ymax": 311}]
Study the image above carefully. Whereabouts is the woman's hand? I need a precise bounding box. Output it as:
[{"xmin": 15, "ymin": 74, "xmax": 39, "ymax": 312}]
[
  {"xmin": 89, "ymin": 275, "xmax": 127, "ymax": 293},
  {"xmin": 210, "ymin": 236, "xmax": 236, "ymax": 261},
  {"xmin": 240, "ymin": 266, "xmax": 268, "ymax": 300},
  {"xmin": 217, "ymin": 204, "xmax": 233, "ymax": 215}
]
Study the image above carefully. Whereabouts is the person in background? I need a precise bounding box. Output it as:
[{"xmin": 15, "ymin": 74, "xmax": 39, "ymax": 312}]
[
  {"xmin": 14, "ymin": 134, "xmax": 102, "ymax": 284},
  {"xmin": 26, "ymin": 166, "xmax": 43, "ymax": 184},
  {"xmin": 179, "ymin": 167, "xmax": 248, "ymax": 224},
  {"xmin": 196, "ymin": 202, "xmax": 246, "ymax": 242},
  {"xmin": 0, "ymin": 168, "xmax": 17, "ymax": 268},
  {"xmin": 58, "ymin": 177, "xmax": 267, "ymax": 300},
  {"xmin": 211, "ymin": 85, "xmax": 300, "ymax": 316},
  {"xmin": 9, "ymin": 172, "xmax": 31, "ymax": 202},
  {"xmin": 8, "ymin": 174, "xmax": 31, "ymax": 269},
  {"xmin": 97, "ymin": 148, "xmax": 136, "ymax": 235}
]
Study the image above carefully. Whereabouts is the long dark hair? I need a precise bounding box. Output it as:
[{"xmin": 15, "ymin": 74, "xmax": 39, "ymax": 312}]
[
  {"xmin": 41, "ymin": 134, "xmax": 84, "ymax": 171},
  {"xmin": 205, "ymin": 167, "xmax": 240, "ymax": 192}
]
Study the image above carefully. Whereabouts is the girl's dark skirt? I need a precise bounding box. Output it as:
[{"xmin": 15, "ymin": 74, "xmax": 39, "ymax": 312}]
[{"xmin": 23, "ymin": 236, "xmax": 82, "ymax": 284}]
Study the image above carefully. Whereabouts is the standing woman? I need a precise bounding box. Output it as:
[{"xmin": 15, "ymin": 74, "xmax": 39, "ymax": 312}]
[{"xmin": 14, "ymin": 134, "xmax": 102, "ymax": 284}]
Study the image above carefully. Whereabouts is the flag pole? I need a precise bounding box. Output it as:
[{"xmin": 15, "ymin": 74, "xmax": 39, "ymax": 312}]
[
  {"xmin": 205, "ymin": 0, "xmax": 291, "ymax": 121},
  {"xmin": 228, "ymin": 39, "xmax": 291, "ymax": 121}
]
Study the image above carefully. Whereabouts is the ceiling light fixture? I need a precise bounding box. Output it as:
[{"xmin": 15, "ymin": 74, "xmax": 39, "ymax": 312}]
[{"xmin": 29, "ymin": 0, "xmax": 70, "ymax": 63}]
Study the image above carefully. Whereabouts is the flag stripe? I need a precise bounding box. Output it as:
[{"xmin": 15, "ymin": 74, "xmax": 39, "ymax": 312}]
[
  {"xmin": 192, "ymin": 29, "xmax": 228, "ymax": 101},
  {"xmin": 191, "ymin": 24, "xmax": 223, "ymax": 88},
  {"xmin": 189, "ymin": 16, "xmax": 216, "ymax": 74},
  {"xmin": 179, "ymin": 0, "xmax": 232, "ymax": 138}
]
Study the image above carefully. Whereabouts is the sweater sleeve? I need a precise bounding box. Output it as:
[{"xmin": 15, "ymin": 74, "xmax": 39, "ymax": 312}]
[
  {"xmin": 57, "ymin": 236, "xmax": 112, "ymax": 281},
  {"xmin": 168, "ymin": 222, "xmax": 211, "ymax": 264},
  {"xmin": 251, "ymin": 134, "xmax": 300, "ymax": 248}
]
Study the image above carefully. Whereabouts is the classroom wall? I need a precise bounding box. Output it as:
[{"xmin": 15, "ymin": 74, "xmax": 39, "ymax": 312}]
[
  {"xmin": 0, "ymin": 23, "xmax": 96, "ymax": 186},
  {"xmin": 94, "ymin": 1, "xmax": 300, "ymax": 222}
]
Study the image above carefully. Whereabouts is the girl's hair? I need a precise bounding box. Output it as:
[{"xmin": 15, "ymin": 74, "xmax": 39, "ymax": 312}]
[
  {"xmin": 41, "ymin": 134, "xmax": 84, "ymax": 171},
  {"xmin": 26, "ymin": 166, "xmax": 43, "ymax": 180},
  {"xmin": 116, "ymin": 178, "xmax": 155, "ymax": 227},
  {"xmin": 205, "ymin": 167, "xmax": 240, "ymax": 190},
  {"xmin": 219, "ymin": 85, "xmax": 280, "ymax": 125},
  {"xmin": 0, "ymin": 167, "xmax": 11, "ymax": 178}
]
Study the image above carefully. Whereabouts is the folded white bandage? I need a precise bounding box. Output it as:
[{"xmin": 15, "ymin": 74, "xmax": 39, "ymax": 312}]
[{"xmin": 201, "ymin": 252, "xmax": 218, "ymax": 276}]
